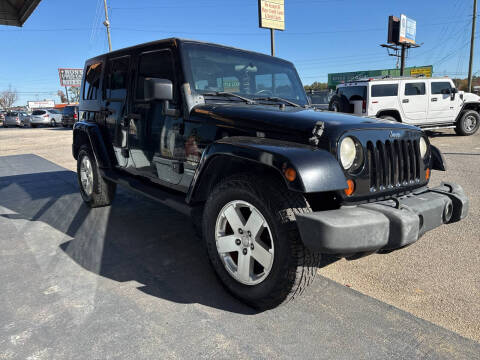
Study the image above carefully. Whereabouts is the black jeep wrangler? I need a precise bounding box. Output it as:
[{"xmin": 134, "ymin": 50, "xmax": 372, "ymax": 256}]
[{"xmin": 73, "ymin": 38, "xmax": 468, "ymax": 309}]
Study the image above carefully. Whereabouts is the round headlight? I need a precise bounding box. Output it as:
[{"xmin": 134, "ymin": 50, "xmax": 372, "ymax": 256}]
[
  {"xmin": 419, "ymin": 137, "xmax": 428, "ymax": 158},
  {"xmin": 339, "ymin": 137, "xmax": 357, "ymax": 170}
]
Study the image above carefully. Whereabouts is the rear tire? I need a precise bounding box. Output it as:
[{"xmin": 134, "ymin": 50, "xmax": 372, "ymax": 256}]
[
  {"xmin": 77, "ymin": 145, "xmax": 116, "ymax": 208},
  {"xmin": 202, "ymin": 174, "xmax": 320, "ymax": 309},
  {"xmin": 50, "ymin": 119, "xmax": 56, "ymax": 127},
  {"xmin": 455, "ymin": 110, "xmax": 479, "ymax": 136},
  {"xmin": 328, "ymin": 95, "xmax": 351, "ymax": 113}
]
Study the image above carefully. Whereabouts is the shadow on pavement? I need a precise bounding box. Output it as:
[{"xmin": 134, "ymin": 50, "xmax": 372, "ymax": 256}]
[{"xmin": 0, "ymin": 167, "xmax": 258, "ymax": 314}]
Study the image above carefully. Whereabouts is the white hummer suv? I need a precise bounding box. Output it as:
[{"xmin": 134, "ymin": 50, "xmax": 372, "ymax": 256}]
[{"xmin": 329, "ymin": 77, "xmax": 480, "ymax": 135}]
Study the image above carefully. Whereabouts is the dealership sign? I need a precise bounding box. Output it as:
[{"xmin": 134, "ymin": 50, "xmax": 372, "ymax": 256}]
[
  {"xmin": 258, "ymin": 0, "xmax": 285, "ymax": 30},
  {"xmin": 399, "ymin": 14, "xmax": 416, "ymax": 44},
  {"xmin": 27, "ymin": 100, "xmax": 55, "ymax": 109},
  {"xmin": 58, "ymin": 68, "xmax": 83, "ymax": 87}
]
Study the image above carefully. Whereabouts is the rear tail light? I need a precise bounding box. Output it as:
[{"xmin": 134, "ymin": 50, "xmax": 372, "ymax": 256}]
[
  {"xmin": 74, "ymin": 113, "xmax": 78, "ymax": 120},
  {"xmin": 362, "ymin": 99, "xmax": 366, "ymax": 113}
]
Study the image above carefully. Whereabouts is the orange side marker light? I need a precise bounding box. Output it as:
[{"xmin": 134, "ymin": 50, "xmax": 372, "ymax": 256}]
[
  {"xmin": 284, "ymin": 168, "xmax": 297, "ymax": 182},
  {"xmin": 425, "ymin": 168, "xmax": 430, "ymax": 181},
  {"xmin": 344, "ymin": 179, "xmax": 355, "ymax": 196}
]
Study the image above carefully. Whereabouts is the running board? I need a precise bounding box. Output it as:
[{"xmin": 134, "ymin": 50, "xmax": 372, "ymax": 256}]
[
  {"xmin": 421, "ymin": 125, "xmax": 456, "ymax": 131},
  {"xmin": 101, "ymin": 169, "xmax": 192, "ymax": 216}
]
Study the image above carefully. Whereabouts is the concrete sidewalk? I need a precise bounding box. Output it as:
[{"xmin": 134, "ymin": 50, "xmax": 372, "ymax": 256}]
[{"xmin": 1, "ymin": 154, "xmax": 479, "ymax": 359}]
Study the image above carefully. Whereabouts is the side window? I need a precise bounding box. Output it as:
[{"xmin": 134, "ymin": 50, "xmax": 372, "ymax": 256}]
[
  {"xmin": 431, "ymin": 82, "xmax": 452, "ymax": 95},
  {"xmin": 136, "ymin": 50, "xmax": 176, "ymax": 101},
  {"xmin": 83, "ymin": 62, "xmax": 103, "ymax": 100},
  {"xmin": 371, "ymin": 84, "xmax": 398, "ymax": 97},
  {"xmin": 104, "ymin": 56, "xmax": 129, "ymax": 99},
  {"xmin": 405, "ymin": 82, "xmax": 426, "ymax": 96}
]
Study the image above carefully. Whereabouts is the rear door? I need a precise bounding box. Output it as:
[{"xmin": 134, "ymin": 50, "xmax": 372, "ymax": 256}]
[
  {"xmin": 369, "ymin": 82, "xmax": 399, "ymax": 116},
  {"xmin": 400, "ymin": 81, "xmax": 427, "ymax": 123},
  {"xmin": 427, "ymin": 81, "xmax": 456, "ymax": 123},
  {"xmin": 102, "ymin": 55, "xmax": 132, "ymax": 168}
]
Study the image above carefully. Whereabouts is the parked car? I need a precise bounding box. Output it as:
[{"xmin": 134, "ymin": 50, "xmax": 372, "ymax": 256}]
[
  {"xmin": 30, "ymin": 109, "xmax": 63, "ymax": 127},
  {"xmin": 4, "ymin": 111, "xmax": 29, "ymax": 127},
  {"xmin": 61, "ymin": 105, "xmax": 79, "ymax": 127},
  {"xmin": 329, "ymin": 77, "xmax": 480, "ymax": 135},
  {"xmin": 73, "ymin": 38, "xmax": 469, "ymax": 309},
  {"xmin": 0, "ymin": 111, "xmax": 6, "ymax": 125}
]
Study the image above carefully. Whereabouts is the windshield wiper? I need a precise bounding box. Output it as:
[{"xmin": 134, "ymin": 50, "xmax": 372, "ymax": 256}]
[
  {"xmin": 203, "ymin": 91, "xmax": 256, "ymax": 104},
  {"xmin": 253, "ymin": 96, "xmax": 301, "ymax": 108}
]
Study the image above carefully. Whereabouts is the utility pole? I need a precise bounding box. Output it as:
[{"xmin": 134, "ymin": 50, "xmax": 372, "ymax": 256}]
[
  {"xmin": 467, "ymin": 0, "xmax": 477, "ymax": 92},
  {"xmin": 400, "ymin": 44, "xmax": 406, "ymax": 76},
  {"xmin": 103, "ymin": 0, "xmax": 112, "ymax": 52},
  {"xmin": 270, "ymin": 28, "xmax": 275, "ymax": 56}
]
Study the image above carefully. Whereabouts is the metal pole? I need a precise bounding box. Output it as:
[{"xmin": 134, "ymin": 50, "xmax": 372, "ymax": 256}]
[
  {"xmin": 65, "ymin": 86, "xmax": 69, "ymax": 103},
  {"xmin": 103, "ymin": 0, "xmax": 112, "ymax": 52},
  {"xmin": 467, "ymin": 0, "xmax": 477, "ymax": 92},
  {"xmin": 270, "ymin": 28, "xmax": 275, "ymax": 56},
  {"xmin": 400, "ymin": 44, "xmax": 406, "ymax": 76}
]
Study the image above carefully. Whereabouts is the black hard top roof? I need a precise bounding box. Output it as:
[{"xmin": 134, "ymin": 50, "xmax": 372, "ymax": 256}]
[{"xmin": 85, "ymin": 38, "xmax": 294, "ymax": 66}]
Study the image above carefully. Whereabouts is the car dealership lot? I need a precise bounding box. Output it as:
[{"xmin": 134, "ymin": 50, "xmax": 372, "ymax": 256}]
[{"xmin": 0, "ymin": 127, "xmax": 479, "ymax": 357}]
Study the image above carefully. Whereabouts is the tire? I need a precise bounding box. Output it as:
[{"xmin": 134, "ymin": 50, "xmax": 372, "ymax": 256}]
[
  {"xmin": 328, "ymin": 95, "xmax": 352, "ymax": 113},
  {"xmin": 77, "ymin": 145, "xmax": 116, "ymax": 208},
  {"xmin": 455, "ymin": 110, "xmax": 480, "ymax": 136},
  {"xmin": 202, "ymin": 174, "xmax": 320, "ymax": 309},
  {"xmin": 379, "ymin": 115, "xmax": 397, "ymax": 122},
  {"xmin": 50, "ymin": 119, "xmax": 56, "ymax": 127}
]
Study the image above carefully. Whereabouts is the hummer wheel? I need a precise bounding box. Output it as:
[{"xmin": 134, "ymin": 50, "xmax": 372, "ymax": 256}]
[
  {"xmin": 77, "ymin": 145, "xmax": 116, "ymax": 208},
  {"xmin": 202, "ymin": 174, "xmax": 320, "ymax": 309},
  {"xmin": 455, "ymin": 110, "xmax": 480, "ymax": 136}
]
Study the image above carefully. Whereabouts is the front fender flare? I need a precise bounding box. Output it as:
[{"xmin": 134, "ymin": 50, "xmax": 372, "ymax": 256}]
[
  {"xmin": 73, "ymin": 121, "xmax": 112, "ymax": 169},
  {"xmin": 187, "ymin": 137, "xmax": 347, "ymax": 203}
]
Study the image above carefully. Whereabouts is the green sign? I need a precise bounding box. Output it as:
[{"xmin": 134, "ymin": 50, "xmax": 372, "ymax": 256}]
[{"xmin": 327, "ymin": 65, "xmax": 433, "ymax": 89}]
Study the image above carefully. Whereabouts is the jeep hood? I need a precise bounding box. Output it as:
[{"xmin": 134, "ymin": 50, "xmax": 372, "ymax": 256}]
[{"xmin": 192, "ymin": 103, "xmax": 419, "ymax": 142}]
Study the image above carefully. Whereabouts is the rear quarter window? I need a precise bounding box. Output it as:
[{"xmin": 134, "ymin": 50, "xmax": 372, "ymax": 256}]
[
  {"xmin": 338, "ymin": 86, "xmax": 367, "ymax": 101},
  {"xmin": 371, "ymin": 84, "xmax": 398, "ymax": 97},
  {"xmin": 83, "ymin": 62, "xmax": 103, "ymax": 100}
]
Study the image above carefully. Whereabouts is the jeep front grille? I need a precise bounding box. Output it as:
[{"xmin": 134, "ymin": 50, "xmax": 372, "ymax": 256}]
[{"xmin": 366, "ymin": 139, "xmax": 421, "ymax": 191}]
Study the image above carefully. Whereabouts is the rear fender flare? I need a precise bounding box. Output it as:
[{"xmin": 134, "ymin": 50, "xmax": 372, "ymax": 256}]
[
  {"xmin": 186, "ymin": 137, "xmax": 347, "ymax": 203},
  {"xmin": 73, "ymin": 121, "xmax": 112, "ymax": 169}
]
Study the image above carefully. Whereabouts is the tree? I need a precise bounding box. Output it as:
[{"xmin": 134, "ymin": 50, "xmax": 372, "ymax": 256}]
[
  {"xmin": 57, "ymin": 90, "xmax": 68, "ymax": 103},
  {"xmin": 304, "ymin": 81, "xmax": 329, "ymax": 91},
  {"xmin": 68, "ymin": 87, "xmax": 80, "ymax": 103},
  {"xmin": 0, "ymin": 85, "xmax": 18, "ymax": 110}
]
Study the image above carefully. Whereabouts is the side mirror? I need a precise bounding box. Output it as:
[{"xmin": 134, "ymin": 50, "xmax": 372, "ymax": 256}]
[
  {"xmin": 441, "ymin": 88, "xmax": 451, "ymax": 95},
  {"xmin": 144, "ymin": 78, "xmax": 173, "ymax": 102},
  {"xmin": 451, "ymin": 88, "xmax": 458, "ymax": 94},
  {"xmin": 144, "ymin": 78, "xmax": 179, "ymax": 117}
]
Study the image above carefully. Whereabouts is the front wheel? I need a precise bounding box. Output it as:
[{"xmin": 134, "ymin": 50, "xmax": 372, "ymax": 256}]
[
  {"xmin": 202, "ymin": 174, "xmax": 320, "ymax": 309},
  {"xmin": 455, "ymin": 110, "xmax": 480, "ymax": 136},
  {"xmin": 77, "ymin": 145, "xmax": 116, "ymax": 207}
]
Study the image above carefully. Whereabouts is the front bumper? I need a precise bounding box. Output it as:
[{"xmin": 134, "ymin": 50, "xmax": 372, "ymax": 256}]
[{"xmin": 296, "ymin": 183, "xmax": 468, "ymax": 255}]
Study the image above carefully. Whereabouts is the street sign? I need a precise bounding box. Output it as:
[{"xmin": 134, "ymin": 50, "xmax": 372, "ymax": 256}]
[
  {"xmin": 399, "ymin": 14, "xmax": 416, "ymax": 44},
  {"xmin": 58, "ymin": 68, "xmax": 83, "ymax": 87},
  {"xmin": 410, "ymin": 66, "xmax": 432, "ymax": 77},
  {"xmin": 258, "ymin": 0, "xmax": 285, "ymax": 31}
]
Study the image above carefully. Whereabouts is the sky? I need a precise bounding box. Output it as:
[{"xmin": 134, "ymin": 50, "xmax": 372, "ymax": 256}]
[{"xmin": 0, "ymin": 0, "xmax": 478, "ymax": 106}]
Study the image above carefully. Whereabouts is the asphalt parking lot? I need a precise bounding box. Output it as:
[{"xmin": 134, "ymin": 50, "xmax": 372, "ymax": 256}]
[{"xmin": 1, "ymin": 127, "xmax": 479, "ymax": 358}]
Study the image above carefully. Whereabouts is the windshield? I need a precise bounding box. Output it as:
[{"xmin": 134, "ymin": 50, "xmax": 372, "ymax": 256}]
[{"xmin": 181, "ymin": 42, "xmax": 308, "ymax": 106}]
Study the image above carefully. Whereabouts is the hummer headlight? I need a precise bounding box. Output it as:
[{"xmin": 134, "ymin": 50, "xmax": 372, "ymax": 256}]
[
  {"xmin": 419, "ymin": 137, "xmax": 428, "ymax": 159},
  {"xmin": 339, "ymin": 136, "xmax": 363, "ymax": 171}
]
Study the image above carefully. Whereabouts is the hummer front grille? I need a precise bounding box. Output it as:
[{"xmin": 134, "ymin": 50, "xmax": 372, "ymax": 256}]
[{"xmin": 366, "ymin": 139, "xmax": 421, "ymax": 191}]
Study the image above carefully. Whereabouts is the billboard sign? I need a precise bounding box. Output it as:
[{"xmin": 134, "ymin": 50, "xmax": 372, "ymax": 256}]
[
  {"xmin": 399, "ymin": 14, "xmax": 416, "ymax": 44},
  {"xmin": 327, "ymin": 65, "xmax": 433, "ymax": 88},
  {"xmin": 258, "ymin": 0, "xmax": 285, "ymax": 30},
  {"xmin": 27, "ymin": 100, "xmax": 55, "ymax": 109},
  {"xmin": 58, "ymin": 68, "xmax": 83, "ymax": 87}
]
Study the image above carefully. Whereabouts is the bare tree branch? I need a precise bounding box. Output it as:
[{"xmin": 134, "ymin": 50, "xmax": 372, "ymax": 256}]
[{"xmin": 0, "ymin": 85, "xmax": 18, "ymax": 110}]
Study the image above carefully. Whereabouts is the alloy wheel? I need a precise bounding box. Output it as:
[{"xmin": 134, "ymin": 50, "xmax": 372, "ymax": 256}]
[
  {"xmin": 80, "ymin": 156, "xmax": 94, "ymax": 196},
  {"xmin": 215, "ymin": 200, "xmax": 274, "ymax": 285}
]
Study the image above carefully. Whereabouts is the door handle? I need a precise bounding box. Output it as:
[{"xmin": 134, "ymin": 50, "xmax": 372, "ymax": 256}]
[
  {"xmin": 431, "ymin": 98, "xmax": 437, "ymax": 102},
  {"xmin": 402, "ymin": 99, "xmax": 409, "ymax": 103}
]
